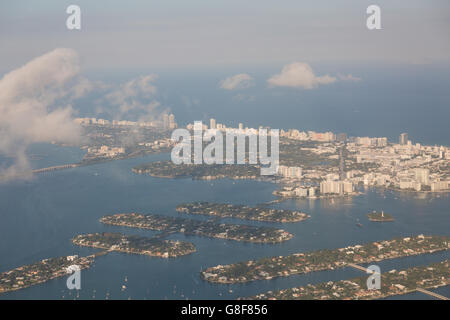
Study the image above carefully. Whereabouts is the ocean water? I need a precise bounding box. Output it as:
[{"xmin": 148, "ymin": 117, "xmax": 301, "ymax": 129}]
[{"xmin": 0, "ymin": 146, "xmax": 449, "ymax": 300}]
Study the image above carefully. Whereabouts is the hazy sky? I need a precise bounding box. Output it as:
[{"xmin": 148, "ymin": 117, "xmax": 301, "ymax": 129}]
[{"xmin": 1, "ymin": 1, "xmax": 450, "ymax": 72}]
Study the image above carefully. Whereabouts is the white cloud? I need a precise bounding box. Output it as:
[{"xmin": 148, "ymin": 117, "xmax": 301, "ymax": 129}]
[
  {"xmin": 267, "ymin": 62, "xmax": 336, "ymax": 89},
  {"xmin": 0, "ymin": 48, "xmax": 86, "ymax": 180},
  {"xmin": 338, "ymin": 74, "xmax": 362, "ymax": 82},
  {"xmin": 220, "ymin": 73, "xmax": 254, "ymax": 90},
  {"xmin": 103, "ymin": 74, "xmax": 165, "ymax": 122}
]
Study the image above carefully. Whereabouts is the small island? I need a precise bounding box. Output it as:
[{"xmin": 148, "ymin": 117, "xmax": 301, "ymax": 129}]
[
  {"xmin": 0, "ymin": 254, "xmax": 95, "ymax": 294},
  {"xmin": 367, "ymin": 211, "xmax": 395, "ymax": 222},
  {"xmin": 243, "ymin": 260, "xmax": 450, "ymax": 300},
  {"xmin": 73, "ymin": 233, "xmax": 196, "ymax": 258},
  {"xmin": 176, "ymin": 202, "xmax": 310, "ymax": 223},
  {"xmin": 201, "ymin": 235, "xmax": 450, "ymax": 284},
  {"xmin": 100, "ymin": 213, "xmax": 293, "ymax": 243}
]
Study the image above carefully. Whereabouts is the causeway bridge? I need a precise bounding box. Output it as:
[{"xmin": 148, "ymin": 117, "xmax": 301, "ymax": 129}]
[
  {"xmin": 347, "ymin": 262, "xmax": 448, "ymax": 300},
  {"xmin": 32, "ymin": 163, "xmax": 80, "ymax": 174}
]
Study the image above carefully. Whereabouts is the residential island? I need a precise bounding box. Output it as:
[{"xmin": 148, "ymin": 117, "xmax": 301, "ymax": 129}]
[
  {"xmin": 176, "ymin": 202, "xmax": 310, "ymax": 223},
  {"xmin": 72, "ymin": 233, "xmax": 196, "ymax": 258},
  {"xmin": 132, "ymin": 161, "xmax": 261, "ymax": 180},
  {"xmin": 243, "ymin": 260, "xmax": 450, "ymax": 300},
  {"xmin": 201, "ymin": 235, "xmax": 450, "ymax": 284},
  {"xmin": 100, "ymin": 213, "xmax": 293, "ymax": 243},
  {"xmin": 367, "ymin": 211, "xmax": 395, "ymax": 222},
  {"xmin": 0, "ymin": 254, "xmax": 96, "ymax": 294}
]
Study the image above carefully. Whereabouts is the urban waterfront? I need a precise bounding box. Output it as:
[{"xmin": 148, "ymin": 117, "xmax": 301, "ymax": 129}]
[{"xmin": 0, "ymin": 147, "xmax": 449, "ymax": 299}]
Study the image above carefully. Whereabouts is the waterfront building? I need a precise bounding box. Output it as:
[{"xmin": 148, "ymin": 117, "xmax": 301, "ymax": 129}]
[
  {"xmin": 414, "ymin": 168, "xmax": 430, "ymax": 186},
  {"xmin": 163, "ymin": 114, "xmax": 169, "ymax": 129},
  {"xmin": 169, "ymin": 114, "xmax": 177, "ymax": 129},
  {"xmin": 320, "ymin": 180, "xmax": 354, "ymax": 195},
  {"xmin": 399, "ymin": 133, "xmax": 408, "ymax": 145},
  {"xmin": 431, "ymin": 180, "xmax": 449, "ymax": 192},
  {"xmin": 277, "ymin": 166, "xmax": 302, "ymax": 179}
]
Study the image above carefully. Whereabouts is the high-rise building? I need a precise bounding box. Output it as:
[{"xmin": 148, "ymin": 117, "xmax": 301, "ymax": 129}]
[
  {"xmin": 277, "ymin": 166, "xmax": 302, "ymax": 179},
  {"xmin": 339, "ymin": 146, "xmax": 345, "ymax": 180},
  {"xmin": 163, "ymin": 114, "xmax": 169, "ymax": 129},
  {"xmin": 399, "ymin": 133, "xmax": 408, "ymax": 145},
  {"xmin": 320, "ymin": 180, "xmax": 353, "ymax": 195},
  {"xmin": 414, "ymin": 168, "xmax": 430, "ymax": 186},
  {"xmin": 238, "ymin": 123, "xmax": 243, "ymax": 130},
  {"xmin": 210, "ymin": 118, "xmax": 216, "ymax": 129},
  {"xmin": 336, "ymin": 133, "xmax": 347, "ymax": 142},
  {"xmin": 169, "ymin": 114, "xmax": 176, "ymax": 129}
]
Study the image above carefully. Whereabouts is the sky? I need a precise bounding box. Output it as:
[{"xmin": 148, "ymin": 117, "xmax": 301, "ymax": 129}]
[{"xmin": 1, "ymin": 1, "xmax": 450, "ymax": 72}]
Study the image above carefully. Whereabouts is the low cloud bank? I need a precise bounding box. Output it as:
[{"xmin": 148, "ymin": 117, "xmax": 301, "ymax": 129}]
[{"xmin": 0, "ymin": 48, "xmax": 87, "ymax": 180}]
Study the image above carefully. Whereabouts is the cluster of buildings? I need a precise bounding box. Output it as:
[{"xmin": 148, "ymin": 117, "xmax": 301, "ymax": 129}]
[
  {"xmin": 277, "ymin": 166, "xmax": 302, "ymax": 179},
  {"xmin": 350, "ymin": 136, "xmax": 450, "ymax": 192},
  {"xmin": 162, "ymin": 113, "xmax": 177, "ymax": 129},
  {"xmin": 274, "ymin": 130, "xmax": 449, "ymax": 198},
  {"xmin": 74, "ymin": 113, "xmax": 177, "ymax": 130},
  {"xmin": 86, "ymin": 145, "xmax": 125, "ymax": 158},
  {"xmin": 186, "ymin": 119, "xmax": 271, "ymax": 136},
  {"xmin": 208, "ymin": 118, "xmax": 245, "ymax": 131},
  {"xmin": 281, "ymin": 128, "xmax": 391, "ymax": 146},
  {"xmin": 280, "ymin": 129, "xmax": 337, "ymax": 142},
  {"xmin": 137, "ymin": 138, "xmax": 176, "ymax": 150}
]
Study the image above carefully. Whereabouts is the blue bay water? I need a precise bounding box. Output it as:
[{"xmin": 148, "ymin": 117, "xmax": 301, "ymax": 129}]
[{"xmin": 0, "ymin": 146, "xmax": 449, "ymax": 300}]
